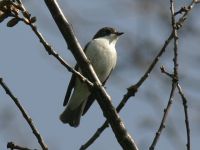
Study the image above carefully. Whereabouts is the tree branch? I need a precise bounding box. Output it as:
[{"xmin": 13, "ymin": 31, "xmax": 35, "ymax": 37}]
[
  {"xmin": 15, "ymin": 0, "xmax": 93, "ymax": 89},
  {"xmin": 7, "ymin": 142, "xmax": 37, "ymax": 150},
  {"xmin": 81, "ymin": 0, "xmax": 199, "ymax": 149},
  {"xmin": 177, "ymin": 84, "xmax": 190, "ymax": 150},
  {"xmin": 80, "ymin": 31, "xmax": 174, "ymax": 150},
  {"xmin": 149, "ymin": 82, "xmax": 176, "ymax": 150},
  {"xmin": 43, "ymin": 0, "xmax": 138, "ymax": 149},
  {"xmin": 149, "ymin": 1, "xmax": 179, "ymax": 149},
  {"xmin": 150, "ymin": 0, "xmax": 194, "ymax": 149},
  {"xmin": 0, "ymin": 77, "xmax": 48, "ymax": 150}
]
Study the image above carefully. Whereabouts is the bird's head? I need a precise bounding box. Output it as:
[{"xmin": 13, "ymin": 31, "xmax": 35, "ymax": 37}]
[{"xmin": 93, "ymin": 27, "xmax": 123, "ymax": 44}]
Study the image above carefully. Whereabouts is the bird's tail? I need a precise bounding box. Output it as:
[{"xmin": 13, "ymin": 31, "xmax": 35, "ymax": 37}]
[{"xmin": 59, "ymin": 100, "xmax": 86, "ymax": 127}]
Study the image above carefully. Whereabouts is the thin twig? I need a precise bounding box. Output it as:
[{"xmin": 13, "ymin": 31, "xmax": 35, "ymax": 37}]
[
  {"xmin": 171, "ymin": 1, "xmax": 191, "ymax": 150},
  {"xmin": 177, "ymin": 84, "xmax": 191, "ymax": 150},
  {"xmin": 150, "ymin": 0, "xmax": 192, "ymax": 149},
  {"xmin": 176, "ymin": 0, "xmax": 198, "ymax": 30},
  {"xmin": 29, "ymin": 22, "xmax": 93, "ymax": 88},
  {"xmin": 149, "ymin": 82, "xmax": 176, "ymax": 150},
  {"xmin": 160, "ymin": 66, "xmax": 173, "ymax": 78},
  {"xmin": 7, "ymin": 142, "xmax": 37, "ymax": 150},
  {"xmin": 149, "ymin": 1, "xmax": 179, "ymax": 149},
  {"xmin": 161, "ymin": 65, "xmax": 191, "ymax": 150},
  {"xmin": 0, "ymin": 78, "xmax": 48, "ymax": 150},
  {"xmin": 170, "ymin": 0, "xmax": 179, "ymax": 80},
  {"xmin": 16, "ymin": 0, "xmax": 93, "ymax": 89}
]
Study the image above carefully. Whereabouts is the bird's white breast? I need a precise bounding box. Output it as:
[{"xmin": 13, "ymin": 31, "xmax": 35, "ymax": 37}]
[
  {"xmin": 68, "ymin": 36, "xmax": 118, "ymax": 110},
  {"xmin": 85, "ymin": 38, "xmax": 117, "ymax": 82}
]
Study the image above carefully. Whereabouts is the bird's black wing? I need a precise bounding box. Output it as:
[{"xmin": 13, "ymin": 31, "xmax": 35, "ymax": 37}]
[
  {"xmin": 82, "ymin": 68, "xmax": 114, "ymax": 115},
  {"xmin": 63, "ymin": 43, "xmax": 90, "ymax": 106},
  {"xmin": 63, "ymin": 64, "xmax": 78, "ymax": 106}
]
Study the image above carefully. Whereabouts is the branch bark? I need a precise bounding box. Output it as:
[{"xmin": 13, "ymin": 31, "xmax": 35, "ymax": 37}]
[{"xmin": 43, "ymin": 0, "xmax": 138, "ymax": 149}]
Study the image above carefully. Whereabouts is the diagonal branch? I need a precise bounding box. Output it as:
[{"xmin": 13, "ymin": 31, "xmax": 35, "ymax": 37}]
[
  {"xmin": 0, "ymin": 77, "xmax": 48, "ymax": 150},
  {"xmin": 15, "ymin": 0, "xmax": 94, "ymax": 89},
  {"xmin": 43, "ymin": 0, "xmax": 138, "ymax": 150},
  {"xmin": 149, "ymin": 82, "xmax": 176, "ymax": 150},
  {"xmin": 28, "ymin": 22, "xmax": 93, "ymax": 88},
  {"xmin": 80, "ymin": 31, "xmax": 174, "ymax": 150},
  {"xmin": 80, "ymin": 0, "xmax": 199, "ymax": 149}
]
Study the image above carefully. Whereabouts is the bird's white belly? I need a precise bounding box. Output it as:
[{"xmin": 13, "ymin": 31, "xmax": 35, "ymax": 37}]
[
  {"xmin": 68, "ymin": 38, "xmax": 117, "ymax": 109},
  {"xmin": 85, "ymin": 39, "xmax": 117, "ymax": 82}
]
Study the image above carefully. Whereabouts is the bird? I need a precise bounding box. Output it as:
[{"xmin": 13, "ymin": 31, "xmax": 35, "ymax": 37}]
[{"xmin": 60, "ymin": 27, "xmax": 123, "ymax": 127}]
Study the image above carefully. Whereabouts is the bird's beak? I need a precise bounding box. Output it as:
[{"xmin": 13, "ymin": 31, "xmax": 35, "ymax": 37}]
[{"xmin": 115, "ymin": 32, "xmax": 124, "ymax": 36}]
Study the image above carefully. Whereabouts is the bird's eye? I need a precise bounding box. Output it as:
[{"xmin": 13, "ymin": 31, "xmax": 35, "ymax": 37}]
[
  {"xmin": 102, "ymin": 30, "xmax": 109, "ymax": 36},
  {"xmin": 106, "ymin": 30, "xmax": 111, "ymax": 34},
  {"xmin": 104, "ymin": 29, "xmax": 113, "ymax": 36}
]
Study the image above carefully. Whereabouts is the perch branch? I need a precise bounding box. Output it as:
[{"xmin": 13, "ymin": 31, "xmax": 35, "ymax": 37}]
[{"xmin": 43, "ymin": 0, "xmax": 138, "ymax": 150}]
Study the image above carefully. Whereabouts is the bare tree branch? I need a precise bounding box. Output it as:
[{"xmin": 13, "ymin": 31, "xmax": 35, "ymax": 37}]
[
  {"xmin": 160, "ymin": 66, "xmax": 191, "ymax": 150},
  {"xmin": 150, "ymin": 0, "xmax": 194, "ymax": 149},
  {"xmin": 177, "ymin": 84, "xmax": 190, "ymax": 150},
  {"xmin": 13, "ymin": 0, "xmax": 93, "ymax": 89},
  {"xmin": 170, "ymin": 1, "xmax": 190, "ymax": 149},
  {"xmin": 7, "ymin": 142, "xmax": 37, "ymax": 150},
  {"xmin": 149, "ymin": 82, "xmax": 176, "ymax": 150},
  {"xmin": 43, "ymin": 0, "xmax": 138, "ymax": 150},
  {"xmin": 80, "ymin": 31, "xmax": 174, "ymax": 150},
  {"xmin": 150, "ymin": 1, "xmax": 179, "ymax": 149},
  {"xmin": 0, "ymin": 77, "xmax": 48, "ymax": 150},
  {"xmin": 81, "ymin": 0, "xmax": 199, "ymax": 149}
]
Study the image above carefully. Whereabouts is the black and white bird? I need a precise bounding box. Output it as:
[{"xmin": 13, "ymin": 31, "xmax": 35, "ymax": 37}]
[{"xmin": 60, "ymin": 27, "xmax": 123, "ymax": 127}]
